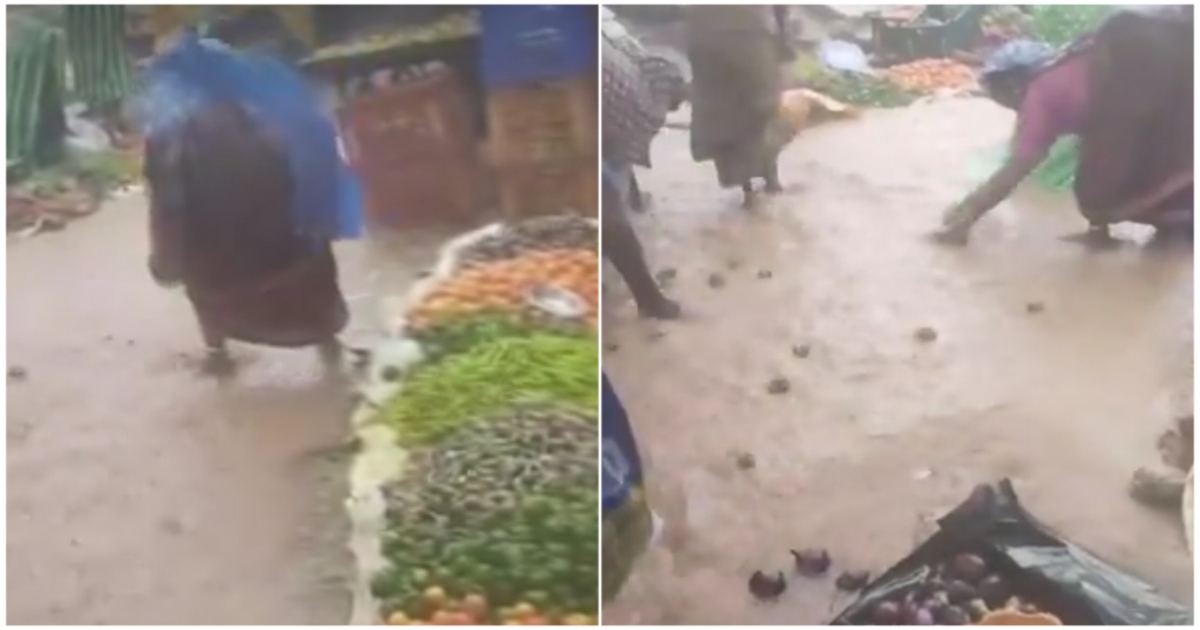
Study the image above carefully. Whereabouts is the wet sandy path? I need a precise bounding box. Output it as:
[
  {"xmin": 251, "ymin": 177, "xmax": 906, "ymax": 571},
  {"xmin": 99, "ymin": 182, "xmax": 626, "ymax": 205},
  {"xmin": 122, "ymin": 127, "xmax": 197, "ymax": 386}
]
[
  {"xmin": 602, "ymin": 99, "xmax": 1193, "ymax": 624},
  {"xmin": 7, "ymin": 198, "xmax": 450, "ymax": 624}
]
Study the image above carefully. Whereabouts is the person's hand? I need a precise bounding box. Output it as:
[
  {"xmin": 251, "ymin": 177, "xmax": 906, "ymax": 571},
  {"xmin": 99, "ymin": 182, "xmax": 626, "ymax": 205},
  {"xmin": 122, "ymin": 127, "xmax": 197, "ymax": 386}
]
[{"xmin": 929, "ymin": 204, "xmax": 976, "ymax": 246}]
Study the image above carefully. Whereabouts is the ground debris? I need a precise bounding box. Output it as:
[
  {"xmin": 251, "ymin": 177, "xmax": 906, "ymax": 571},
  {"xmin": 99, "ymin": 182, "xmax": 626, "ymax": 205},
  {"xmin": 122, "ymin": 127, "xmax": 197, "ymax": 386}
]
[
  {"xmin": 766, "ymin": 377, "xmax": 791, "ymax": 395},
  {"xmin": 914, "ymin": 326, "xmax": 938, "ymax": 343}
]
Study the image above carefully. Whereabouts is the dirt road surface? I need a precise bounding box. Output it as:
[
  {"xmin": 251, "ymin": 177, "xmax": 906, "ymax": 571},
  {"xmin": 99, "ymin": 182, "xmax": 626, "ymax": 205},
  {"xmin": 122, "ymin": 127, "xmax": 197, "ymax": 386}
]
[
  {"xmin": 602, "ymin": 98, "xmax": 1193, "ymax": 624},
  {"xmin": 7, "ymin": 199, "xmax": 448, "ymax": 624}
]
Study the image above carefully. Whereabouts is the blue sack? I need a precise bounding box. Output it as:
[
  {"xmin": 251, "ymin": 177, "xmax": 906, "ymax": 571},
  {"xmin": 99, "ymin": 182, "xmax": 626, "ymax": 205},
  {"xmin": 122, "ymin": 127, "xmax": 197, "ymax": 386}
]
[
  {"xmin": 602, "ymin": 373, "xmax": 645, "ymax": 514},
  {"xmin": 602, "ymin": 373, "xmax": 656, "ymax": 601}
]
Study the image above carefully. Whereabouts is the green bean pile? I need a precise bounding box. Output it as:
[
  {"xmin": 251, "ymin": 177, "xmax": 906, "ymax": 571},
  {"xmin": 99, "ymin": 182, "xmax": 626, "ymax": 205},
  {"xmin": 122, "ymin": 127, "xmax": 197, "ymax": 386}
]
[{"xmin": 377, "ymin": 333, "xmax": 597, "ymax": 446}]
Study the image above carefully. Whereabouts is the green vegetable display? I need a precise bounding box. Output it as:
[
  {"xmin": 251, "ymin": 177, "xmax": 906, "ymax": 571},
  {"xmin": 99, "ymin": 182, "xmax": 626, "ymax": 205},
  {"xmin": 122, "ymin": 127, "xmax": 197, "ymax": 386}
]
[
  {"xmin": 377, "ymin": 333, "xmax": 597, "ymax": 446},
  {"xmin": 1030, "ymin": 5, "xmax": 1112, "ymax": 46},
  {"xmin": 372, "ymin": 406, "xmax": 598, "ymax": 621},
  {"xmin": 361, "ymin": 218, "xmax": 599, "ymax": 625},
  {"xmin": 412, "ymin": 311, "xmax": 590, "ymax": 362}
]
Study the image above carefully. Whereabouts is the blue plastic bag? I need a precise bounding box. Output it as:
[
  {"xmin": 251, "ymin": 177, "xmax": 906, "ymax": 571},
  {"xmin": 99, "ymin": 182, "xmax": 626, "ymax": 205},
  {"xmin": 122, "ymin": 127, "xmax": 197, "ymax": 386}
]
[{"xmin": 602, "ymin": 373, "xmax": 655, "ymax": 601}]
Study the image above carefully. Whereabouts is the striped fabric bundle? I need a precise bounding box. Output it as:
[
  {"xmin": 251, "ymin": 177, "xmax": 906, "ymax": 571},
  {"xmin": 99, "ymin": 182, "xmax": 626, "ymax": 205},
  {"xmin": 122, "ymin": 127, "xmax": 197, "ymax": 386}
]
[
  {"xmin": 63, "ymin": 5, "xmax": 137, "ymax": 109},
  {"xmin": 7, "ymin": 23, "xmax": 67, "ymax": 168}
]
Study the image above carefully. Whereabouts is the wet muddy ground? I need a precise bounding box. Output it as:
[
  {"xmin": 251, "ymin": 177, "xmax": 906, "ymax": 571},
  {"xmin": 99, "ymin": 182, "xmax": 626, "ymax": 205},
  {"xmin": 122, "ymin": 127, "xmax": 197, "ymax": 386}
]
[
  {"xmin": 6, "ymin": 199, "xmax": 456, "ymax": 624},
  {"xmin": 602, "ymin": 99, "xmax": 1193, "ymax": 624}
]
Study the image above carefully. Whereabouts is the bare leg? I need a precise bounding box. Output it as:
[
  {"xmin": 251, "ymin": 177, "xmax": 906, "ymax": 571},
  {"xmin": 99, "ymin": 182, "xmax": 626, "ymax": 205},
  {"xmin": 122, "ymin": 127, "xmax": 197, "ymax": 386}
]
[
  {"xmin": 197, "ymin": 320, "xmax": 236, "ymax": 376},
  {"xmin": 603, "ymin": 190, "xmax": 681, "ymax": 320},
  {"xmin": 741, "ymin": 182, "xmax": 758, "ymax": 209},
  {"xmin": 317, "ymin": 337, "xmax": 343, "ymax": 370},
  {"xmin": 764, "ymin": 159, "xmax": 783, "ymax": 194}
]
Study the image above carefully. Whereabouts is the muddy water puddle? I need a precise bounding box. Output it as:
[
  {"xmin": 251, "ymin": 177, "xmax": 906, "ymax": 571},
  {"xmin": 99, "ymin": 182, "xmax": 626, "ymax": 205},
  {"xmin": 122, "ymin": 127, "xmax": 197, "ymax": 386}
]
[{"xmin": 602, "ymin": 99, "xmax": 1192, "ymax": 624}]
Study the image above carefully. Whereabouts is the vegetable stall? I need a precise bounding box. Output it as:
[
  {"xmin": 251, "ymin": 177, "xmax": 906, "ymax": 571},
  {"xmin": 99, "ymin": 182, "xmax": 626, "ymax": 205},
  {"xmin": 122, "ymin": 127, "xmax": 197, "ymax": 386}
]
[{"xmin": 346, "ymin": 215, "xmax": 599, "ymax": 626}]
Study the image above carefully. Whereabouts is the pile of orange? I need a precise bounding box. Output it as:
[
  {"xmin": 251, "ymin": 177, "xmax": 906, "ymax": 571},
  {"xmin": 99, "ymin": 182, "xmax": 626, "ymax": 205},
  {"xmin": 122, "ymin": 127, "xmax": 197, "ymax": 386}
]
[
  {"xmin": 884, "ymin": 57, "xmax": 976, "ymax": 93},
  {"xmin": 407, "ymin": 249, "xmax": 598, "ymax": 331}
]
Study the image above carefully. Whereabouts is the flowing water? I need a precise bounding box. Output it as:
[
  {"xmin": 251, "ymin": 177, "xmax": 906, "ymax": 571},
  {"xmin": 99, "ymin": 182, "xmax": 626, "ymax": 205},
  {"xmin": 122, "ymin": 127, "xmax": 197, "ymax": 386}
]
[{"xmin": 602, "ymin": 98, "xmax": 1193, "ymax": 624}]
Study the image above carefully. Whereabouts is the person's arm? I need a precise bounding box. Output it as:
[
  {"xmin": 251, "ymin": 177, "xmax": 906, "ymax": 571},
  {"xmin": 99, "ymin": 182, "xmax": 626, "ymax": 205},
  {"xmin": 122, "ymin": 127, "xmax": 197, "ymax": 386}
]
[
  {"xmin": 953, "ymin": 152, "xmax": 1041, "ymax": 220},
  {"xmin": 944, "ymin": 88, "xmax": 1056, "ymax": 230}
]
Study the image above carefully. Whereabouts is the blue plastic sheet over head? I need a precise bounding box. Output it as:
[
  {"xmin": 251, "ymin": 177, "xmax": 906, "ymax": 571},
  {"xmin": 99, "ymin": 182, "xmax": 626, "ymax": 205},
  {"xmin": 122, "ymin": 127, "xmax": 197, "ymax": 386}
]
[{"xmin": 138, "ymin": 32, "xmax": 363, "ymax": 240}]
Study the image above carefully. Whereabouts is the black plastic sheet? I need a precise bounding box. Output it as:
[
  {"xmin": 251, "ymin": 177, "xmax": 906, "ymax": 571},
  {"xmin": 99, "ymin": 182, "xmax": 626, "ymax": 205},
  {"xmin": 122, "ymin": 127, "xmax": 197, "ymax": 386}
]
[{"xmin": 831, "ymin": 479, "xmax": 1192, "ymax": 625}]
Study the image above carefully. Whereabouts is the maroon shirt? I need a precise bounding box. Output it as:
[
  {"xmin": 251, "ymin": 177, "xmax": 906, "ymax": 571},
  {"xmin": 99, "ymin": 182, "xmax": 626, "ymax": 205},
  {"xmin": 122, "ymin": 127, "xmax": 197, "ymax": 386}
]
[{"xmin": 1012, "ymin": 53, "xmax": 1092, "ymax": 162}]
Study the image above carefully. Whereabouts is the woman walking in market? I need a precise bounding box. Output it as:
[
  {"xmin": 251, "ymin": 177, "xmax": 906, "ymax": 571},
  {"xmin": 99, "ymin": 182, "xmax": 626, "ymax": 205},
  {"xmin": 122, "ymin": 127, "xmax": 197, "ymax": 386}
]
[
  {"xmin": 935, "ymin": 8, "xmax": 1193, "ymax": 247},
  {"xmin": 141, "ymin": 32, "xmax": 362, "ymax": 375},
  {"xmin": 685, "ymin": 5, "xmax": 793, "ymax": 209}
]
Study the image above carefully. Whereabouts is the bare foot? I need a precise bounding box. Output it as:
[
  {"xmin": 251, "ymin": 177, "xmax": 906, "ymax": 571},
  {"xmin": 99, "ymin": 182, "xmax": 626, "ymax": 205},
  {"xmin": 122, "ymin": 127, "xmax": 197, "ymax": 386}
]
[
  {"xmin": 199, "ymin": 349, "xmax": 236, "ymax": 377},
  {"xmin": 638, "ymin": 297, "xmax": 683, "ymax": 321},
  {"xmin": 928, "ymin": 228, "xmax": 970, "ymax": 247},
  {"xmin": 1060, "ymin": 228, "xmax": 1119, "ymax": 250}
]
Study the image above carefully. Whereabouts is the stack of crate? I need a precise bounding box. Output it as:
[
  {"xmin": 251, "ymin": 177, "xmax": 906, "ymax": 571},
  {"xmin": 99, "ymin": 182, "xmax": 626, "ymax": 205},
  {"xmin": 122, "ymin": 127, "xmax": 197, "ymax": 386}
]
[
  {"xmin": 336, "ymin": 67, "xmax": 480, "ymax": 229},
  {"xmin": 486, "ymin": 77, "xmax": 597, "ymax": 219},
  {"xmin": 480, "ymin": 6, "xmax": 598, "ymax": 220}
]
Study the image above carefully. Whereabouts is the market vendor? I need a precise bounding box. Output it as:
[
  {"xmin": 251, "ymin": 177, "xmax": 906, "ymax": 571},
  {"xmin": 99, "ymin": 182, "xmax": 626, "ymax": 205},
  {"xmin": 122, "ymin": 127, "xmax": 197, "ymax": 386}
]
[
  {"xmin": 141, "ymin": 32, "xmax": 361, "ymax": 374},
  {"xmin": 935, "ymin": 9, "xmax": 1193, "ymax": 247}
]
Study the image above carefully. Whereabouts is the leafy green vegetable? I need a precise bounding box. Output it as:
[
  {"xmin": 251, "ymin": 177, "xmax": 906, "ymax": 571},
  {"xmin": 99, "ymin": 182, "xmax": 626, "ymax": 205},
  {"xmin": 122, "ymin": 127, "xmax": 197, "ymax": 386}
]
[{"xmin": 376, "ymin": 333, "xmax": 597, "ymax": 445}]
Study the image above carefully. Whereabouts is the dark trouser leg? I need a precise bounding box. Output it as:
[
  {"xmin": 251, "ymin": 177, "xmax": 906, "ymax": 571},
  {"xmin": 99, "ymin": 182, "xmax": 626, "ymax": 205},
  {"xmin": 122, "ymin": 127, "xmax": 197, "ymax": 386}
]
[
  {"xmin": 196, "ymin": 314, "xmax": 236, "ymax": 376},
  {"xmin": 603, "ymin": 193, "xmax": 681, "ymax": 320}
]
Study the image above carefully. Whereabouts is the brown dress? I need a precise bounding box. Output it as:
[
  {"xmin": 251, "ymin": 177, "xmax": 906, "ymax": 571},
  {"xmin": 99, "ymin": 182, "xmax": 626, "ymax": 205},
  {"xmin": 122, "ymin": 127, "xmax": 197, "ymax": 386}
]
[
  {"xmin": 145, "ymin": 101, "xmax": 348, "ymax": 347},
  {"xmin": 685, "ymin": 6, "xmax": 788, "ymax": 188},
  {"xmin": 1073, "ymin": 8, "xmax": 1193, "ymax": 226}
]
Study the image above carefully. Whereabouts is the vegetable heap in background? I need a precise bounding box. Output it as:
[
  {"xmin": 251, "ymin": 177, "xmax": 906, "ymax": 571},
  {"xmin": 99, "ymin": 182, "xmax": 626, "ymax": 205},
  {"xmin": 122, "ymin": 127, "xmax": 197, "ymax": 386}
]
[
  {"xmin": 884, "ymin": 58, "xmax": 976, "ymax": 93},
  {"xmin": 1030, "ymin": 5, "xmax": 1113, "ymax": 46},
  {"xmin": 368, "ymin": 215, "xmax": 599, "ymax": 626},
  {"xmin": 406, "ymin": 248, "xmax": 598, "ymax": 332},
  {"xmin": 792, "ymin": 54, "xmax": 918, "ymax": 109}
]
